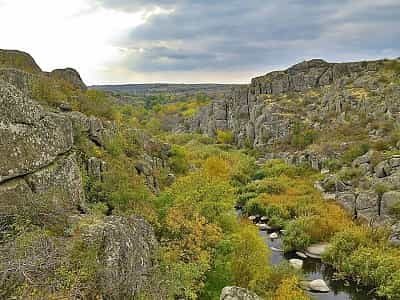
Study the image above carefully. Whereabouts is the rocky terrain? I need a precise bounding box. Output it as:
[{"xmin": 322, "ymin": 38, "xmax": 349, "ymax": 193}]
[
  {"xmin": 0, "ymin": 49, "xmax": 162, "ymax": 299},
  {"xmin": 2, "ymin": 48, "xmax": 400, "ymax": 299},
  {"xmin": 184, "ymin": 58, "xmax": 400, "ymax": 242}
]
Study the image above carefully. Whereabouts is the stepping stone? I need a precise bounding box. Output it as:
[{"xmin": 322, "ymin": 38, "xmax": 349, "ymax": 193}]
[
  {"xmin": 296, "ymin": 251, "xmax": 307, "ymax": 259},
  {"xmin": 256, "ymin": 223, "xmax": 270, "ymax": 231},
  {"xmin": 305, "ymin": 243, "xmax": 330, "ymax": 259},
  {"xmin": 289, "ymin": 258, "xmax": 303, "ymax": 270},
  {"xmin": 269, "ymin": 232, "xmax": 278, "ymax": 239},
  {"xmin": 300, "ymin": 279, "xmax": 330, "ymax": 293},
  {"xmin": 309, "ymin": 279, "xmax": 330, "ymax": 292}
]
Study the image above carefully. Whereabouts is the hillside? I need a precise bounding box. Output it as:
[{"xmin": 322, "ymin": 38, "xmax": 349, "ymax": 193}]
[
  {"xmin": 2, "ymin": 50, "xmax": 400, "ymax": 300},
  {"xmin": 184, "ymin": 57, "xmax": 400, "ymax": 232}
]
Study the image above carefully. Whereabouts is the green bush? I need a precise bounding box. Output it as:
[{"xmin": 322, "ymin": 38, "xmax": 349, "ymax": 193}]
[
  {"xmin": 289, "ymin": 123, "xmax": 317, "ymax": 150},
  {"xmin": 244, "ymin": 200, "xmax": 267, "ymax": 216},
  {"xmin": 283, "ymin": 218, "xmax": 312, "ymax": 251},
  {"xmin": 341, "ymin": 143, "xmax": 370, "ymax": 165},
  {"xmin": 322, "ymin": 226, "xmax": 400, "ymax": 299},
  {"xmin": 323, "ymin": 158, "xmax": 342, "ymax": 171},
  {"xmin": 337, "ymin": 167, "xmax": 363, "ymax": 182},
  {"xmin": 169, "ymin": 145, "xmax": 190, "ymax": 174},
  {"xmin": 237, "ymin": 192, "xmax": 258, "ymax": 206}
]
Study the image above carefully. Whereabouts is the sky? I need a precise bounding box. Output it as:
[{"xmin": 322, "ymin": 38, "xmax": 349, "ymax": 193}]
[{"xmin": 0, "ymin": 0, "xmax": 399, "ymax": 85}]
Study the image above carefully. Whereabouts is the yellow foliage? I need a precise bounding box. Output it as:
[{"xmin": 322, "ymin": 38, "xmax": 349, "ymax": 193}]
[
  {"xmin": 203, "ymin": 156, "xmax": 231, "ymax": 179},
  {"xmin": 216, "ymin": 129, "xmax": 234, "ymax": 144},
  {"xmin": 232, "ymin": 223, "xmax": 270, "ymax": 291},
  {"xmin": 165, "ymin": 207, "xmax": 222, "ymax": 261},
  {"xmin": 272, "ymin": 276, "xmax": 310, "ymax": 300}
]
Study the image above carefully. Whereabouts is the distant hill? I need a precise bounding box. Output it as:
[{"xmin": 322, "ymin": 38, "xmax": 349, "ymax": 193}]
[{"xmin": 90, "ymin": 83, "xmax": 245, "ymax": 97}]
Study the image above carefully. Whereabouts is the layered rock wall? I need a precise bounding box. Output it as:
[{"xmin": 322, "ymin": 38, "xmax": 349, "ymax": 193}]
[
  {"xmin": 188, "ymin": 59, "xmax": 386, "ymax": 149},
  {"xmin": 0, "ymin": 80, "xmax": 85, "ymax": 224}
]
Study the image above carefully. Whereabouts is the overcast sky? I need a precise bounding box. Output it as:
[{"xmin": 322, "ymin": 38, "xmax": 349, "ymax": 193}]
[{"xmin": 1, "ymin": 0, "xmax": 399, "ymax": 85}]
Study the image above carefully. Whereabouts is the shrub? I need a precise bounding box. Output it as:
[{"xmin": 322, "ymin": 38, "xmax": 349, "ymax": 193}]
[
  {"xmin": 283, "ymin": 218, "xmax": 312, "ymax": 251},
  {"xmin": 216, "ymin": 129, "xmax": 234, "ymax": 144},
  {"xmin": 169, "ymin": 145, "xmax": 190, "ymax": 174},
  {"xmin": 341, "ymin": 143, "xmax": 370, "ymax": 165},
  {"xmin": 231, "ymin": 224, "xmax": 270, "ymax": 294},
  {"xmin": 244, "ymin": 199, "xmax": 267, "ymax": 216},
  {"xmin": 273, "ymin": 276, "xmax": 310, "ymax": 300},
  {"xmin": 337, "ymin": 167, "xmax": 363, "ymax": 182},
  {"xmin": 289, "ymin": 123, "xmax": 317, "ymax": 150},
  {"xmin": 257, "ymin": 160, "xmax": 292, "ymax": 178},
  {"xmin": 322, "ymin": 225, "xmax": 400, "ymax": 298},
  {"xmin": 237, "ymin": 192, "xmax": 258, "ymax": 206},
  {"xmin": 200, "ymin": 239, "xmax": 235, "ymax": 300},
  {"xmin": 81, "ymin": 90, "xmax": 118, "ymax": 120},
  {"xmin": 323, "ymin": 158, "xmax": 342, "ymax": 171}
]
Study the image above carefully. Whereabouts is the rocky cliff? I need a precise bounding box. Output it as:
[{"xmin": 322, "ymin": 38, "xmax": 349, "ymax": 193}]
[
  {"xmin": 0, "ymin": 50, "xmax": 160, "ymax": 299},
  {"xmin": 0, "ymin": 49, "xmax": 42, "ymax": 74},
  {"xmin": 187, "ymin": 58, "xmax": 398, "ymax": 148},
  {"xmin": 0, "ymin": 80, "xmax": 85, "ymax": 221},
  {"xmin": 0, "ymin": 49, "xmax": 87, "ymax": 95},
  {"xmin": 185, "ymin": 58, "xmax": 400, "ymax": 240}
]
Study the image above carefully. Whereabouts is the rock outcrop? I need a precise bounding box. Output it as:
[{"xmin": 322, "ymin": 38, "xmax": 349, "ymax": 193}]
[
  {"xmin": 50, "ymin": 68, "xmax": 87, "ymax": 91},
  {"xmin": 0, "ymin": 49, "xmax": 42, "ymax": 74},
  {"xmin": 220, "ymin": 286, "xmax": 262, "ymax": 300},
  {"xmin": 187, "ymin": 58, "xmax": 389, "ymax": 149},
  {"xmin": 84, "ymin": 215, "xmax": 157, "ymax": 299},
  {"xmin": 0, "ymin": 81, "xmax": 73, "ymax": 182},
  {"xmin": 0, "ymin": 49, "xmax": 87, "ymax": 94},
  {"xmin": 65, "ymin": 111, "xmax": 116, "ymax": 147},
  {"xmin": 0, "ymin": 79, "xmax": 85, "ymax": 225}
]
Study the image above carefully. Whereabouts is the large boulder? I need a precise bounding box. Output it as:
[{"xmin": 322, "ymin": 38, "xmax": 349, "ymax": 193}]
[
  {"xmin": 64, "ymin": 111, "xmax": 116, "ymax": 146},
  {"xmin": 84, "ymin": 215, "xmax": 157, "ymax": 299},
  {"xmin": 305, "ymin": 243, "xmax": 330, "ymax": 259},
  {"xmin": 308, "ymin": 279, "xmax": 330, "ymax": 293},
  {"xmin": 0, "ymin": 68, "xmax": 34, "ymax": 94},
  {"xmin": 0, "ymin": 153, "xmax": 86, "ymax": 225},
  {"xmin": 25, "ymin": 153, "xmax": 85, "ymax": 210},
  {"xmin": 352, "ymin": 151, "xmax": 373, "ymax": 167},
  {"xmin": 375, "ymin": 161, "xmax": 391, "ymax": 178},
  {"xmin": 0, "ymin": 81, "xmax": 73, "ymax": 183},
  {"xmin": 289, "ymin": 258, "xmax": 304, "ymax": 270},
  {"xmin": 220, "ymin": 286, "xmax": 262, "ymax": 300},
  {"xmin": 0, "ymin": 80, "xmax": 85, "ymax": 227}
]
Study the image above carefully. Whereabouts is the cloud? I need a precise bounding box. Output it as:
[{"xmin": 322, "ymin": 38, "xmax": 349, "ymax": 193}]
[
  {"xmin": 95, "ymin": 0, "xmax": 178, "ymax": 11},
  {"xmin": 2, "ymin": 0, "xmax": 399, "ymax": 83},
  {"xmin": 96, "ymin": 0, "xmax": 400, "ymax": 81}
]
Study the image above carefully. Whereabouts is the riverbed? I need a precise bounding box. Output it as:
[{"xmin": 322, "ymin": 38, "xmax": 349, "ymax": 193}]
[
  {"xmin": 261, "ymin": 230, "xmax": 378, "ymax": 300},
  {"xmin": 237, "ymin": 209, "xmax": 379, "ymax": 300}
]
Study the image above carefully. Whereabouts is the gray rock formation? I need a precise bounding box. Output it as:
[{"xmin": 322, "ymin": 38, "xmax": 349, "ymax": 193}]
[
  {"xmin": 0, "ymin": 49, "xmax": 42, "ymax": 73},
  {"xmin": 65, "ymin": 111, "xmax": 116, "ymax": 147},
  {"xmin": 87, "ymin": 157, "xmax": 107, "ymax": 181},
  {"xmin": 50, "ymin": 68, "xmax": 87, "ymax": 91},
  {"xmin": 220, "ymin": 286, "xmax": 262, "ymax": 300},
  {"xmin": 84, "ymin": 215, "xmax": 157, "ymax": 299},
  {"xmin": 187, "ymin": 58, "xmax": 385, "ymax": 150},
  {"xmin": 0, "ymin": 79, "xmax": 85, "ymax": 225},
  {"xmin": 0, "ymin": 81, "xmax": 73, "ymax": 183}
]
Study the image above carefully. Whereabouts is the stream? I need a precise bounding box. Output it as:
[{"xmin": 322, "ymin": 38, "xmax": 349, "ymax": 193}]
[{"xmin": 236, "ymin": 209, "xmax": 379, "ymax": 300}]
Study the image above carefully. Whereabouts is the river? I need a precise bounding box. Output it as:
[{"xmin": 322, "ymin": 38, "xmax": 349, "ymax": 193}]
[{"xmin": 237, "ymin": 209, "xmax": 380, "ymax": 300}]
